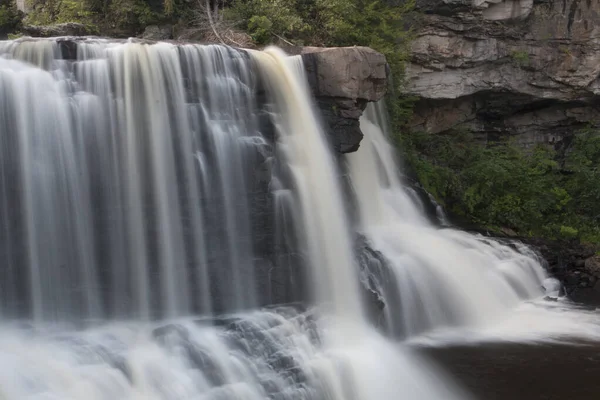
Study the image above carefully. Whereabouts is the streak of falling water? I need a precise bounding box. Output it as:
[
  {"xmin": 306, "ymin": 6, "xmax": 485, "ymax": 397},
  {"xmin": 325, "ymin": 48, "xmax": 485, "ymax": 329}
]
[
  {"xmin": 0, "ymin": 39, "xmax": 263, "ymax": 320},
  {"xmin": 348, "ymin": 102, "xmax": 548, "ymax": 338},
  {"xmin": 250, "ymin": 48, "xmax": 363, "ymax": 327}
]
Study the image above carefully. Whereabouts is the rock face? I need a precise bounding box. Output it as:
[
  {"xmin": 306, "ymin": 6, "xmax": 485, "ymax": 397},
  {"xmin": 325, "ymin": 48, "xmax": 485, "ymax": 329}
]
[
  {"xmin": 406, "ymin": 0, "xmax": 600, "ymax": 146},
  {"xmin": 140, "ymin": 25, "xmax": 173, "ymax": 41},
  {"xmin": 301, "ymin": 46, "xmax": 388, "ymax": 152},
  {"xmin": 519, "ymin": 237, "xmax": 600, "ymax": 304}
]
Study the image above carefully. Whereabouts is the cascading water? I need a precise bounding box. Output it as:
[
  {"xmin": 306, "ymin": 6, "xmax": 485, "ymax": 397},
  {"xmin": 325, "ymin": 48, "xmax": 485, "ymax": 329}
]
[
  {"xmin": 0, "ymin": 39, "xmax": 269, "ymax": 320},
  {"xmin": 348, "ymin": 102, "xmax": 552, "ymax": 338},
  {"xmin": 0, "ymin": 38, "xmax": 468, "ymax": 400}
]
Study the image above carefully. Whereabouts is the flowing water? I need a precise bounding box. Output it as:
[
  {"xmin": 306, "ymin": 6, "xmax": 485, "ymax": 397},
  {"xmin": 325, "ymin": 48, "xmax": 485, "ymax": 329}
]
[
  {"xmin": 0, "ymin": 38, "xmax": 469, "ymax": 400},
  {"xmin": 2, "ymin": 36, "xmax": 600, "ymax": 400},
  {"xmin": 350, "ymin": 103, "xmax": 600, "ymax": 343}
]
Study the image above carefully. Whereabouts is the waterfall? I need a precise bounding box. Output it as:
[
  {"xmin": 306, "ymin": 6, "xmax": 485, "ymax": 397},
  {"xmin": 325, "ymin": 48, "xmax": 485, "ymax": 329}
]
[
  {"xmin": 250, "ymin": 48, "xmax": 363, "ymax": 326},
  {"xmin": 0, "ymin": 38, "xmax": 470, "ymax": 400},
  {"xmin": 0, "ymin": 39, "xmax": 268, "ymax": 320},
  {"xmin": 348, "ymin": 102, "xmax": 548, "ymax": 338}
]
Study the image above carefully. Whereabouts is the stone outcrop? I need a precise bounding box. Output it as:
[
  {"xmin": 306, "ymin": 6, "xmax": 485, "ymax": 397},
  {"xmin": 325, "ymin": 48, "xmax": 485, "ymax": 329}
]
[
  {"xmin": 140, "ymin": 25, "xmax": 173, "ymax": 41},
  {"xmin": 301, "ymin": 46, "xmax": 388, "ymax": 152},
  {"xmin": 406, "ymin": 0, "xmax": 600, "ymax": 147},
  {"xmin": 516, "ymin": 236, "xmax": 600, "ymax": 304}
]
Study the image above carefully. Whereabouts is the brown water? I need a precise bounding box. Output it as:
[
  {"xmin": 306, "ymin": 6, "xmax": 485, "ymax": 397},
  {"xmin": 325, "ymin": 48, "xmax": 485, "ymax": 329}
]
[{"xmin": 421, "ymin": 342, "xmax": 600, "ymax": 400}]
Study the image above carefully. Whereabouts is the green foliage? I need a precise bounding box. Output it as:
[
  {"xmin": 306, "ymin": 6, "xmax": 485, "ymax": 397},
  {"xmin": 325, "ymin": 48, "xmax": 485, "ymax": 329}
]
[
  {"xmin": 106, "ymin": 0, "xmax": 158, "ymax": 32},
  {"xmin": 247, "ymin": 14, "xmax": 272, "ymax": 44},
  {"xmin": 226, "ymin": 0, "xmax": 307, "ymax": 42},
  {"xmin": 55, "ymin": 0, "xmax": 94, "ymax": 23},
  {"xmin": 226, "ymin": 0, "xmax": 417, "ymax": 127},
  {"xmin": 0, "ymin": 0, "xmax": 23, "ymax": 36},
  {"xmin": 402, "ymin": 128, "xmax": 600, "ymax": 244},
  {"xmin": 23, "ymin": 0, "xmax": 169, "ymax": 35},
  {"xmin": 559, "ymin": 226, "xmax": 578, "ymax": 240},
  {"xmin": 25, "ymin": 0, "xmax": 96, "ymax": 26}
]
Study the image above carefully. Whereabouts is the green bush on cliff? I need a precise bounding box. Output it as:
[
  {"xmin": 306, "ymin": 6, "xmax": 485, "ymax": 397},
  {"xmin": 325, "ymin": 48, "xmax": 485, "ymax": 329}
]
[
  {"xmin": 403, "ymin": 127, "xmax": 600, "ymax": 244},
  {"xmin": 0, "ymin": 0, "xmax": 23, "ymax": 36},
  {"xmin": 24, "ymin": 0, "xmax": 166, "ymax": 35},
  {"xmin": 226, "ymin": 0, "xmax": 416, "ymax": 126},
  {"xmin": 25, "ymin": 0, "xmax": 98, "ymax": 26}
]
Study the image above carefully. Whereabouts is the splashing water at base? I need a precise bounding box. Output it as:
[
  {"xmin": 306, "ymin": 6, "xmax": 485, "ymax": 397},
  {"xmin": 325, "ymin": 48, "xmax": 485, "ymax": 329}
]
[
  {"xmin": 349, "ymin": 102, "xmax": 600, "ymax": 344},
  {"xmin": 0, "ymin": 309, "xmax": 470, "ymax": 400}
]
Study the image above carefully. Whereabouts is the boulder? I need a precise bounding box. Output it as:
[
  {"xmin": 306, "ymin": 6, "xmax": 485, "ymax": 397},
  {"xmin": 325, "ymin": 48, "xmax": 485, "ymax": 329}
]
[
  {"xmin": 405, "ymin": 0, "xmax": 600, "ymax": 146},
  {"xmin": 585, "ymin": 255, "xmax": 600, "ymax": 278},
  {"xmin": 301, "ymin": 46, "xmax": 389, "ymax": 153},
  {"xmin": 301, "ymin": 46, "xmax": 387, "ymax": 101},
  {"xmin": 140, "ymin": 25, "xmax": 173, "ymax": 41}
]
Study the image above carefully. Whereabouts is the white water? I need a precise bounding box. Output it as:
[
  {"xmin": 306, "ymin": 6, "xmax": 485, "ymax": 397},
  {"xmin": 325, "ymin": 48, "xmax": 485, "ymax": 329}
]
[
  {"xmin": 248, "ymin": 47, "xmax": 468, "ymax": 400},
  {"xmin": 250, "ymin": 48, "xmax": 363, "ymax": 326},
  {"xmin": 0, "ymin": 39, "xmax": 468, "ymax": 400},
  {"xmin": 0, "ymin": 39, "xmax": 263, "ymax": 319},
  {"xmin": 350, "ymin": 102, "xmax": 600, "ymax": 343}
]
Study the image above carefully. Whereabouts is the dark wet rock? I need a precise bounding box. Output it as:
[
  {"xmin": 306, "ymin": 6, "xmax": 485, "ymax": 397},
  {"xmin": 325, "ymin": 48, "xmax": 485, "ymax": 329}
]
[
  {"xmin": 512, "ymin": 237, "xmax": 598, "ymax": 304},
  {"xmin": 300, "ymin": 46, "xmax": 389, "ymax": 153},
  {"xmin": 585, "ymin": 255, "xmax": 600, "ymax": 278},
  {"xmin": 354, "ymin": 235, "xmax": 402, "ymax": 335}
]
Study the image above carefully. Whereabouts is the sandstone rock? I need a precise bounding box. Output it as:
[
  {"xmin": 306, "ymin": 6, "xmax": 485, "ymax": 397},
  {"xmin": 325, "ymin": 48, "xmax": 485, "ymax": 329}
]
[
  {"xmin": 301, "ymin": 46, "xmax": 388, "ymax": 153},
  {"xmin": 405, "ymin": 0, "xmax": 600, "ymax": 146},
  {"xmin": 301, "ymin": 46, "xmax": 387, "ymax": 101},
  {"xmin": 22, "ymin": 23, "xmax": 97, "ymax": 37}
]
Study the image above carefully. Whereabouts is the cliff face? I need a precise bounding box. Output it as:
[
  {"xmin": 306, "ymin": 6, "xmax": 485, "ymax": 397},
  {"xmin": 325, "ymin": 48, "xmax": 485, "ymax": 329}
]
[
  {"xmin": 301, "ymin": 46, "xmax": 388, "ymax": 153},
  {"xmin": 406, "ymin": 0, "xmax": 600, "ymax": 147}
]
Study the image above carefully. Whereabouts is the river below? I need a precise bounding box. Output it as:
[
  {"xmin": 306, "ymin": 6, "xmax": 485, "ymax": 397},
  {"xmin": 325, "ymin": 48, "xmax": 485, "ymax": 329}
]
[{"xmin": 422, "ymin": 341, "xmax": 600, "ymax": 400}]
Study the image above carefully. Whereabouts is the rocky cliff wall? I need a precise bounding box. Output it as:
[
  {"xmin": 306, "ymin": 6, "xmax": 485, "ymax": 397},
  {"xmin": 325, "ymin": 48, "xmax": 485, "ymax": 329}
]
[
  {"xmin": 406, "ymin": 0, "xmax": 600, "ymax": 147},
  {"xmin": 301, "ymin": 46, "xmax": 388, "ymax": 152}
]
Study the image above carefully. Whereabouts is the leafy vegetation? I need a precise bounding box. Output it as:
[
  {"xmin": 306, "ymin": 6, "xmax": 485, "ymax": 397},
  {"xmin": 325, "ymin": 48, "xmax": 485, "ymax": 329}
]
[
  {"xmin": 0, "ymin": 0, "xmax": 23, "ymax": 37},
  {"xmin": 25, "ymin": 0, "xmax": 95, "ymax": 25},
  {"xmin": 22, "ymin": 0, "xmax": 174, "ymax": 35},
  {"xmin": 400, "ymin": 127, "xmax": 600, "ymax": 244},
  {"xmin": 225, "ymin": 0, "xmax": 418, "ymax": 126}
]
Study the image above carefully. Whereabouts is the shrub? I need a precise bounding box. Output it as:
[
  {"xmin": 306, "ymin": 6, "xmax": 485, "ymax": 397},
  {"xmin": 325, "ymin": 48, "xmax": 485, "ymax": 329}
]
[
  {"xmin": 247, "ymin": 14, "xmax": 272, "ymax": 44},
  {"xmin": 401, "ymin": 127, "xmax": 600, "ymax": 245},
  {"xmin": 0, "ymin": 0, "xmax": 23, "ymax": 36}
]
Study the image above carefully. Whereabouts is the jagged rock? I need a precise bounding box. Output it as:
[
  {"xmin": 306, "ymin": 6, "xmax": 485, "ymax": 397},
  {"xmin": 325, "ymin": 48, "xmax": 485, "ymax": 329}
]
[
  {"xmin": 514, "ymin": 236, "xmax": 599, "ymax": 304},
  {"xmin": 405, "ymin": 0, "xmax": 600, "ymax": 146},
  {"xmin": 140, "ymin": 25, "xmax": 173, "ymax": 41},
  {"xmin": 585, "ymin": 255, "xmax": 600, "ymax": 278},
  {"xmin": 301, "ymin": 46, "xmax": 387, "ymax": 101},
  {"xmin": 21, "ymin": 23, "xmax": 97, "ymax": 37},
  {"xmin": 301, "ymin": 46, "xmax": 388, "ymax": 153}
]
